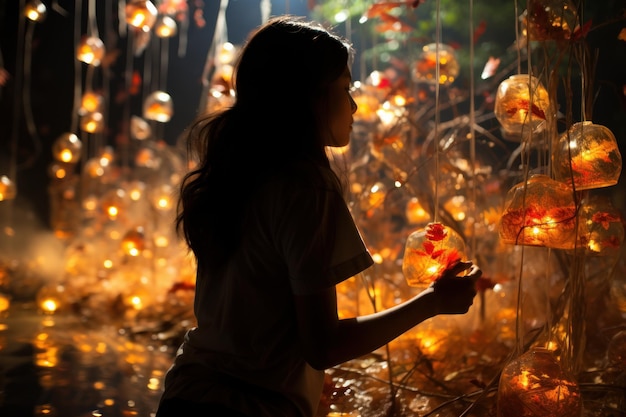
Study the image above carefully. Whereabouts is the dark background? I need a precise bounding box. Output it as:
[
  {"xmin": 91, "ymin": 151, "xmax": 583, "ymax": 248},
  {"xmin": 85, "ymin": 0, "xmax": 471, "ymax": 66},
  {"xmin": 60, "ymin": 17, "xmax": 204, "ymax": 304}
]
[
  {"xmin": 1, "ymin": 0, "xmax": 625, "ymax": 227},
  {"xmin": 0, "ymin": 0, "xmax": 310, "ymax": 226}
]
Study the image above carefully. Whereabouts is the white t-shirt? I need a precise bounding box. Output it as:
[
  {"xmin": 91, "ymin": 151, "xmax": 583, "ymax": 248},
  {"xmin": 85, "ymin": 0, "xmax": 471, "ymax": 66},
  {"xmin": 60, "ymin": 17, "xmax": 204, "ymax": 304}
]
[{"xmin": 161, "ymin": 164, "xmax": 373, "ymax": 417}]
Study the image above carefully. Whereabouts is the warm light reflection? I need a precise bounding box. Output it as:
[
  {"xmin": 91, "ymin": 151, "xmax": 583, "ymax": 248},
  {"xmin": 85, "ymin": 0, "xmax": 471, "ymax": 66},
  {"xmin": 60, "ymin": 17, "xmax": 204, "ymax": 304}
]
[{"xmin": 25, "ymin": 0, "xmax": 47, "ymax": 22}]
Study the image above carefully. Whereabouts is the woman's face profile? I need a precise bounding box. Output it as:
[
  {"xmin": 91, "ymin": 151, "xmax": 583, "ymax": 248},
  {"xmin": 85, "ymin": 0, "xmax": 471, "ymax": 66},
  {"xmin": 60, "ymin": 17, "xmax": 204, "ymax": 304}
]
[{"xmin": 321, "ymin": 65, "xmax": 357, "ymax": 148}]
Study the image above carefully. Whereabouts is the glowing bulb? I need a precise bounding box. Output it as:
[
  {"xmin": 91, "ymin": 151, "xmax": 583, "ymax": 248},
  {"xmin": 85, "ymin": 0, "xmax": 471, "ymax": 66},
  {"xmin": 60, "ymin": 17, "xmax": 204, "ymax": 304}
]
[
  {"xmin": 143, "ymin": 91, "xmax": 173, "ymax": 122},
  {"xmin": 80, "ymin": 91, "xmax": 104, "ymax": 114},
  {"xmin": 125, "ymin": 0, "xmax": 158, "ymax": 32},
  {"xmin": 80, "ymin": 111, "xmax": 105, "ymax": 133},
  {"xmin": 77, "ymin": 36, "xmax": 106, "ymax": 66},
  {"xmin": 0, "ymin": 175, "xmax": 17, "ymax": 201},
  {"xmin": 155, "ymin": 15, "xmax": 177, "ymax": 38},
  {"xmin": 52, "ymin": 132, "xmax": 82, "ymax": 164},
  {"xmin": 25, "ymin": 0, "xmax": 46, "ymax": 22}
]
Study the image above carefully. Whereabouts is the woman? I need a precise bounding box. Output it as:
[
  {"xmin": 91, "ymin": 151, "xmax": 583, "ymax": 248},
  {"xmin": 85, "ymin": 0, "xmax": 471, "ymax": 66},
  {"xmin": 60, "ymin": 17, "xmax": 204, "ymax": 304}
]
[{"xmin": 156, "ymin": 16, "xmax": 481, "ymax": 417}]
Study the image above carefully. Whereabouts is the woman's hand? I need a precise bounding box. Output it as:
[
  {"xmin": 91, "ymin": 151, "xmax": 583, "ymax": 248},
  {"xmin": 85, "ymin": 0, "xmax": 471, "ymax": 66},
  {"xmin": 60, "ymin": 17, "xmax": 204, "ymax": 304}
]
[{"xmin": 429, "ymin": 261, "xmax": 481, "ymax": 315}]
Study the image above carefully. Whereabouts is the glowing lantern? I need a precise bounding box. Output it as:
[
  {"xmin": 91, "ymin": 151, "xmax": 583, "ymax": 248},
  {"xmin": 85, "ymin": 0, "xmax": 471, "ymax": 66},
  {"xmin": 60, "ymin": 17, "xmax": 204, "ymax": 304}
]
[
  {"xmin": 523, "ymin": 0, "xmax": 579, "ymax": 42},
  {"xmin": 217, "ymin": 42, "xmax": 238, "ymax": 65},
  {"xmin": 352, "ymin": 84, "xmax": 381, "ymax": 124},
  {"xmin": 48, "ymin": 162, "xmax": 72, "ymax": 180},
  {"xmin": 36, "ymin": 285, "xmax": 66, "ymax": 315},
  {"xmin": 578, "ymin": 196, "xmax": 624, "ymax": 256},
  {"xmin": 130, "ymin": 115, "xmax": 152, "ymax": 140},
  {"xmin": 122, "ymin": 227, "xmax": 146, "ymax": 256},
  {"xmin": 553, "ymin": 121, "xmax": 622, "ymax": 190},
  {"xmin": 125, "ymin": 0, "xmax": 158, "ymax": 32},
  {"xmin": 0, "ymin": 175, "xmax": 17, "ymax": 201},
  {"xmin": 155, "ymin": 15, "xmax": 177, "ymax": 38},
  {"xmin": 494, "ymin": 74, "xmax": 550, "ymax": 138},
  {"xmin": 143, "ymin": 91, "xmax": 173, "ymax": 122},
  {"xmin": 24, "ymin": 0, "xmax": 46, "ymax": 22},
  {"xmin": 497, "ymin": 347, "xmax": 582, "ymax": 417},
  {"xmin": 402, "ymin": 222, "xmax": 465, "ymax": 287},
  {"xmin": 101, "ymin": 188, "xmax": 127, "ymax": 220},
  {"xmin": 499, "ymin": 174, "xmax": 577, "ymax": 249},
  {"xmin": 52, "ymin": 132, "xmax": 82, "ymax": 164},
  {"xmin": 405, "ymin": 197, "xmax": 431, "ymax": 225},
  {"xmin": 149, "ymin": 184, "xmax": 175, "ymax": 211},
  {"xmin": 0, "ymin": 292, "xmax": 10, "ymax": 314},
  {"xmin": 79, "ymin": 91, "xmax": 104, "ymax": 115},
  {"xmin": 80, "ymin": 111, "xmax": 105, "ymax": 133},
  {"xmin": 84, "ymin": 157, "xmax": 110, "ymax": 178},
  {"xmin": 77, "ymin": 36, "xmax": 106, "ymax": 66},
  {"xmin": 413, "ymin": 43, "xmax": 460, "ymax": 85}
]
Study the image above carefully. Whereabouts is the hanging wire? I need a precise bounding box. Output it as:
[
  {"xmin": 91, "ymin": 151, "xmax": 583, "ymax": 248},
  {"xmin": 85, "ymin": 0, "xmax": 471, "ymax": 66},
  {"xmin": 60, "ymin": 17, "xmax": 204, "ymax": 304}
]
[
  {"xmin": 468, "ymin": 0, "xmax": 477, "ymax": 261},
  {"xmin": 197, "ymin": 0, "xmax": 229, "ymax": 113},
  {"xmin": 20, "ymin": 17, "xmax": 43, "ymax": 171},
  {"xmin": 9, "ymin": 0, "xmax": 27, "ymax": 184},
  {"xmin": 71, "ymin": 0, "xmax": 83, "ymax": 135},
  {"xmin": 433, "ymin": 0, "xmax": 441, "ymax": 222},
  {"xmin": 261, "ymin": 0, "xmax": 272, "ymax": 24}
]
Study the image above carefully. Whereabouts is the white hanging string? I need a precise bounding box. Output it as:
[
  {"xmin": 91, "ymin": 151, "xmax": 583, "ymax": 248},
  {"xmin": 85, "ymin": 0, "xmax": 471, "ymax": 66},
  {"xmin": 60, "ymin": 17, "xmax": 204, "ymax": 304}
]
[
  {"xmin": 261, "ymin": 0, "xmax": 272, "ymax": 24},
  {"xmin": 197, "ymin": 0, "xmax": 229, "ymax": 113}
]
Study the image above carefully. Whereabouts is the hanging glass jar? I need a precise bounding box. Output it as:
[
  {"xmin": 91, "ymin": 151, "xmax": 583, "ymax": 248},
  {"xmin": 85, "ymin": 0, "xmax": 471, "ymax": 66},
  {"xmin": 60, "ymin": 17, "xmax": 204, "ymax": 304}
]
[
  {"xmin": 0, "ymin": 175, "xmax": 17, "ymax": 201},
  {"xmin": 79, "ymin": 91, "xmax": 104, "ymax": 115},
  {"xmin": 523, "ymin": 0, "xmax": 579, "ymax": 42},
  {"xmin": 24, "ymin": 0, "xmax": 46, "ymax": 22},
  {"xmin": 497, "ymin": 347, "xmax": 582, "ymax": 417},
  {"xmin": 413, "ymin": 43, "xmax": 459, "ymax": 85},
  {"xmin": 144, "ymin": 91, "xmax": 173, "ymax": 122},
  {"xmin": 553, "ymin": 121, "xmax": 622, "ymax": 190},
  {"xmin": 402, "ymin": 222, "xmax": 465, "ymax": 287},
  {"xmin": 577, "ymin": 195, "xmax": 624, "ymax": 256},
  {"xmin": 77, "ymin": 36, "xmax": 105, "ymax": 66},
  {"xmin": 494, "ymin": 74, "xmax": 550, "ymax": 138},
  {"xmin": 125, "ymin": 0, "xmax": 158, "ymax": 32},
  {"xmin": 52, "ymin": 132, "xmax": 82, "ymax": 164},
  {"xmin": 499, "ymin": 174, "xmax": 578, "ymax": 249}
]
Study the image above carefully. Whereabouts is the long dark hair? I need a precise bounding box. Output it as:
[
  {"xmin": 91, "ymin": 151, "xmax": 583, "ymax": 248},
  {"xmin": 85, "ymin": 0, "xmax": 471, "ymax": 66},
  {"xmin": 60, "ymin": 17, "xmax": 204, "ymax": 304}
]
[{"xmin": 177, "ymin": 16, "xmax": 352, "ymax": 269}]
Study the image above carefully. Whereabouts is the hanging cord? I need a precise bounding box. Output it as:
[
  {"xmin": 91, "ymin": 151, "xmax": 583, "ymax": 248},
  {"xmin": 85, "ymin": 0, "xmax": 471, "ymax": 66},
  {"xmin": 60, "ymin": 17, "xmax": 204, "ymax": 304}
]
[
  {"xmin": 260, "ymin": 0, "xmax": 271, "ymax": 24},
  {"xmin": 468, "ymin": 0, "xmax": 476, "ymax": 261},
  {"xmin": 197, "ymin": 0, "xmax": 229, "ymax": 113},
  {"xmin": 433, "ymin": 0, "xmax": 441, "ymax": 223},
  {"xmin": 9, "ymin": 0, "xmax": 27, "ymax": 183},
  {"xmin": 19, "ymin": 18, "xmax": 43, "ymax": 171}
]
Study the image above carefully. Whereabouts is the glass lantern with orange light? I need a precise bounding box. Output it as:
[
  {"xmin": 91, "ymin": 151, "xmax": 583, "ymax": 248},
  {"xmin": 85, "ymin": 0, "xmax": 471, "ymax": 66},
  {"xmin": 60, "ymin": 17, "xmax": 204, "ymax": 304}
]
[
  {"xmin": 522, "ymin": 0, "xmax": 579, "ymax": 42},
  {"xmin": 402, "ymin": 222, "xmax": 466, "ymax": 287},
  {"xmin": 52, "ymin": 132, "xmax": 82, "ymax": 164},
  {"xmin": 497, "ymin": 347, "xmax": 582, "ymax": 417},
  {"xmin": 577, "ymin": 195, "xmax": 624, "ymax": 257},
  {"xmin": 77, "ymin": 36, "xmax": 106, "ymax": 66},
  {"xmin": 499, "ymin": 174, "xmax": 578, "ymax": 249},
  {"xmin": 553, "ymin": 121, "xmax": 622, "ymax": 191},
  {"xmin": 144, "ymin": 91, "xmax": 174, "ymax": 123},
  {"xmin": 0, "ymin": 175, "xmax": 17, "ymax": 201},
  {"xmin": 413, "ymin": 43, "xmax": 460, "ymax": 85},
  {"xmin": 494, "ymin": 74, "xmax": 550, "ymax": 139},
  {"xmin": 125, "ymin": 0, "xmax": 158, "ymax": 32}
]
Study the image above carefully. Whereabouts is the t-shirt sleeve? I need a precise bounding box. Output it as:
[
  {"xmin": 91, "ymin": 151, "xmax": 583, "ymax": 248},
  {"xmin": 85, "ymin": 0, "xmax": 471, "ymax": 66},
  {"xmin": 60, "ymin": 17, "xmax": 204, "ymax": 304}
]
[{"xmin": 272, "ymin": 174, "xmax": 373, "ymax": 295}]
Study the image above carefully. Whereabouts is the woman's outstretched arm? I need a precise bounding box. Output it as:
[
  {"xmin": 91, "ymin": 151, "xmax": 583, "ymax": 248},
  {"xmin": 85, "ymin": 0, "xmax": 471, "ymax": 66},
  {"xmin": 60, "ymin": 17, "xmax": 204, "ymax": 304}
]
[{"xmin": 294, "ymin": 261, "xmax": 481, "ymax": 370}]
